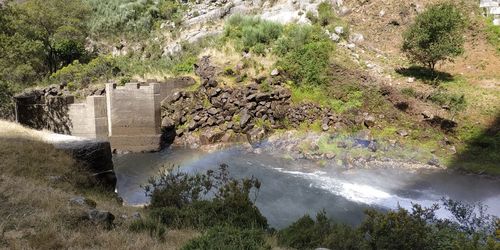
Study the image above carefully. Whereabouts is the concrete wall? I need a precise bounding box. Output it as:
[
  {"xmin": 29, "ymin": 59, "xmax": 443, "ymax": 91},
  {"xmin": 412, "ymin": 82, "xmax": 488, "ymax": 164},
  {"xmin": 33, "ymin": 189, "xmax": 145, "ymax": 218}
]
[
  {"xmin": 68, "ymin": 96, "xmax": 108, "ymax": 141},
  {"xmin": 106, "ymin": 82, "xmax": 162, "ymax": 152}
]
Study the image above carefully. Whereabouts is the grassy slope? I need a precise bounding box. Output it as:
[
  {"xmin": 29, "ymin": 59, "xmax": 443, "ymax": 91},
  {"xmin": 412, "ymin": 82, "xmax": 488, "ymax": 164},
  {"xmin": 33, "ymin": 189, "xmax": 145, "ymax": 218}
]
[{"xmin": 0, "ymin": 121, "xmax": 196, "ymax": 249}]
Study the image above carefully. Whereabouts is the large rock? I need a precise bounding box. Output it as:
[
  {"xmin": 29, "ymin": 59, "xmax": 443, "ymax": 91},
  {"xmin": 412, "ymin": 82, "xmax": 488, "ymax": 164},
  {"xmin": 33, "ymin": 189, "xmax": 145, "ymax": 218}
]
[
  {"xmin": 246, "ymin": 127, "xmax": 266, "ymax": 145},
  {"xmin": 199, "ymin": 128, "xmax": 225, "ymax": 145},
  {"xmin": 87, "ymin": 209, "xmax": 115, "ymax": 227},
  {"xmin": 54, "ymin": 140, "xmax": 116, "ymax": 190},
  {"xmin": 239, "ymin": 109, "xmax": 252, "ymax": 128}
]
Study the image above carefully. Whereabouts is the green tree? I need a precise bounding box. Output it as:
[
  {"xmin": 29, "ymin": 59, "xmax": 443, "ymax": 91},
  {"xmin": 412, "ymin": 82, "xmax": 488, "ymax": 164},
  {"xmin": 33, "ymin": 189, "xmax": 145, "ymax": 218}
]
[
  {"xmin": 402, "ymin": 2, "xmax": 466, "ymax": 71},
  {"xmin": 15, "ymin": 0, "xmax": 90, "ymax": 74}
]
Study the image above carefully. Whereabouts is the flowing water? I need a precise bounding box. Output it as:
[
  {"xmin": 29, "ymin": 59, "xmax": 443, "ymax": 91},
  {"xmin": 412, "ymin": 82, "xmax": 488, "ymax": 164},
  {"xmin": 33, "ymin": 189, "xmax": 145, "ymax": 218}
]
[{"xmin": 114, "ymin": 148, "xmax": 500, "ymax": 228}]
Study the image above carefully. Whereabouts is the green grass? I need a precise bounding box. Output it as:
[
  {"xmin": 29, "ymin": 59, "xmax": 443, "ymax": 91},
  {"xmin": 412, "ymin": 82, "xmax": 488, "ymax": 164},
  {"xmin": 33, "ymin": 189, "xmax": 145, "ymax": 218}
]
[
  {"xmin": 485, "ymin": 17, "xmax": 500, "ymax": 53},
  {"xmin": 290, "ymin": 85, "xmax": 363, "ymax": 113}
]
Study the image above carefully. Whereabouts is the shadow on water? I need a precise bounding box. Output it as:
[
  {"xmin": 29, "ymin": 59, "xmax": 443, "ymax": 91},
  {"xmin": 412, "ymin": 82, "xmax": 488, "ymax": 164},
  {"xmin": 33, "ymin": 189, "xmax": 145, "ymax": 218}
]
[{"xmin": 448, "ymin": 113, "xmax": 500, "ymax": 175}]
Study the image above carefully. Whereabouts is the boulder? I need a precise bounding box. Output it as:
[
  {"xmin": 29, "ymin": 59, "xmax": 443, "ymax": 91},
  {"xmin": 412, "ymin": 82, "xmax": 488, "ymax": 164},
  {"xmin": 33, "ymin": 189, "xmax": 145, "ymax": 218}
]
[
  {"xmin": 363, "ymin": 115, "xmax": 375, "ymax": 128},
  {"xmin": 161, "ymin": 117, "xmax": 175, "ymax": 129},
  {"xmin": 199, "ymin": 128, "xmax": 225, "ymax": 145},
  {"xmin": 239, "ymin": 109, "xmax": 252, "ymax": 128},
  {"xmin": 246, "ymin": 127, "xmax": 266, "ymax": 145},
  {"xmin": 69, "ymin": 196, "xmax": 96, "ymax": 208},
  {"xmin": 87, "ymin": 209, "xmax": 115, "ymax": 227},
  {"xmin": 350, "ymin": 33, "xmax": 364, "ymax": 44},
  {"xmin": 334, "ymin": 26, "xmax": 344, "ymax": 35}
]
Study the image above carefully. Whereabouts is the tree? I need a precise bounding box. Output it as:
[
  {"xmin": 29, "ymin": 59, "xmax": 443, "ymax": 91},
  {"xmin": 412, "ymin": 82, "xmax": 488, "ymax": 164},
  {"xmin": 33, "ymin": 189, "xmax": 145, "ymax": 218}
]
[
  {"xmin": 0, "ymin": 0, "xmax": 90, "ymax": 88},
  {"xmin": 402, "ymin": 2, "xmax": 466, "ymax": 71},
  {"xmin": 16, "ymin": 0, "xmax": 91, "ymax": 74}
]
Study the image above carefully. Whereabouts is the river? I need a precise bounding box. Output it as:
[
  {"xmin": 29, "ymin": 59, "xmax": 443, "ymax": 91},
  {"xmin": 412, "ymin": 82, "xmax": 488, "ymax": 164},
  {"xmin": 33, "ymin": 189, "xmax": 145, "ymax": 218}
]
[{"xmin": 114, "ymin": 147, "xmax": 500, "ymax": 228}]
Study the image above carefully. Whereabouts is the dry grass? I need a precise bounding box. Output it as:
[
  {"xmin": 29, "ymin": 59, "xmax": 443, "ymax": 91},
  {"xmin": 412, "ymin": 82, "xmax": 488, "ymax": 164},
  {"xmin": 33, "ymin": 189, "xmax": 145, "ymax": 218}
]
[{"xmin": 0, "ymin": 120, "xmax": 197, "ymax": 249}]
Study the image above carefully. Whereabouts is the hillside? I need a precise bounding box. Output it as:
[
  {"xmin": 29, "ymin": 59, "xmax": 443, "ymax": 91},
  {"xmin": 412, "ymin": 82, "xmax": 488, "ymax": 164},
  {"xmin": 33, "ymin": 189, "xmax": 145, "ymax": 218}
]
[{"xmin": 0, "ymin": 0, "xmax": 499, "ymax": 248}]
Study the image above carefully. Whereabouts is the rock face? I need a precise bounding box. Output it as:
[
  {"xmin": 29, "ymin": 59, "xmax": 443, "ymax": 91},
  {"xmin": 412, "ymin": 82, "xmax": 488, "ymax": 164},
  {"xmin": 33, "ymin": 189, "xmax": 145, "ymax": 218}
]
[
  {"xmin": 161, "ymin": 57, "xmax": 350, "ymax": 148},
  {"xmin": 54, "ymin": 140, "xmax": 116, "ymax": 190}
]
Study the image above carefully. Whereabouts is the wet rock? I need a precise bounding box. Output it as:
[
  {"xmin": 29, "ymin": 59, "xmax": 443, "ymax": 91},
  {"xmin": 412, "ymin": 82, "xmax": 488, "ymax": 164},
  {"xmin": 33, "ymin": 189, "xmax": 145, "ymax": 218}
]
[{"xmin": 427, "ymin": 157, "xmax": 440, "ymax": 167}]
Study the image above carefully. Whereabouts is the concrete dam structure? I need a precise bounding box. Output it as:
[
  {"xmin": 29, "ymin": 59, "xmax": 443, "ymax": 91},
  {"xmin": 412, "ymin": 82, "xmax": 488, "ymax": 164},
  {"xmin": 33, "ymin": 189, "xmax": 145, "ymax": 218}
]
[{"xmin": 14, "ymin": 81, "xmax": 177, "ymax": 153}]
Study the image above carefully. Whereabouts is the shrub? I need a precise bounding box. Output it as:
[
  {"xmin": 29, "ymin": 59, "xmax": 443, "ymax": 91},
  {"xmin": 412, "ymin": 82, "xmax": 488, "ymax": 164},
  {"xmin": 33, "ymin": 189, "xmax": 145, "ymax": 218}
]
[
  {"xmin": 278, "ymin": 211, "xmax": 362, "ymax": 249},
  {"xmin": 182, "ymin": 226, "xmax": 271, "ymax": 250},
  {"xmin": 402, "ymin": 2, "xmax": 466, "ymax": 71},
  {"xmin": 317, "ymin": 2, "xmax": 335, "ymax": 27},
  {"xmin": 428, "ymin": 89, "xmax": 466, "ymax": 114},
  {"xmin": 145, "ymin": 164, "xmax": 268, "ymax": 230},
  {"xmin": 224, "ymin": 15, "xmax": 283, "ymax": 53},
  {"xmin": 485, "ymin": 17, "xmax": 500, "ymax": 53},
  {"xmin": 49, "ymin": 56, "xmax": 120, "ymax": 88},
  {"xmin": 129, "ymin": 218, "xmax": 167, "ymax": 240},
  {"xmin": 278, "ymin": 202, "xmax": 499, "ymax": 250},
  {"xmin": 276, "ymin": 41, "xmax": 332, "ymax": 86},
  {"xmin": 85, "ymin": 0, "xmax": 185, "ymax": 36}
]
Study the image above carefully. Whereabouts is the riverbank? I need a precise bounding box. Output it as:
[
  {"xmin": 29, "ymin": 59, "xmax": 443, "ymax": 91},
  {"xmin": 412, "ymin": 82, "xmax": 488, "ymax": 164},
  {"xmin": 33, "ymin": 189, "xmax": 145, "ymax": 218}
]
[{"xmin": 0, "ymin": 121, "xmax": 197, "ymax": 249}]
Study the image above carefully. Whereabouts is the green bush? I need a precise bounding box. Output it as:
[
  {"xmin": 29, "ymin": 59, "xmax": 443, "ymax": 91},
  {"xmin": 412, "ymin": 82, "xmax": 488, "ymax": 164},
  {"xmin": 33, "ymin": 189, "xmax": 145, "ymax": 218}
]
[
  {"xmin": 278, "ymin": 202, "xmax": 499, "ymax": 250},
  {"xmin": 278, "ymin": 211, "xmax": 362, "ymax": 250},
  {"xmin": 402, "ymin": 2, "xmax": 466, "ymax": 71},
  {"xmin": 145, "ymin": 164, "xmax": 268, "ymax": 230},
  {"xmin": 182, "ymin": 226, "xmax": 271, "ymax": 250},
  {"xmin": 49, "ymin": 56, "xmax": 120, "ymax": 88},
  {"xmin": 273, "ymin": 24, "xmax": 333, "ymax": 87},
  {"xmin": 85, "ymin": 0, "xmax": 184, "ymax": 36},
  {"xmin": 129, "ymin": 218, "xmax": 167, "ymax": 240},
  {"xmin": 224, "ymin": 15, "xmax": 283, "ymax": 53},
  {"xmin": 485, "ymin": 17, "xmax": 500, "ymax": 53},
  {"xmin": 428, "ymin": 89, "xmax": 466, "ymax": 113}
]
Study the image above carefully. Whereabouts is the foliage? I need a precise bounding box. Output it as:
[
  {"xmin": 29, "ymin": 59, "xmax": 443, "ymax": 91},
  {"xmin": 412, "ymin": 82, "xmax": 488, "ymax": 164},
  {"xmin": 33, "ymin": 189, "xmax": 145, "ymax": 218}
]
[
  {"xmin": 85, "ymin": 0, "xmax": 184, "ymax": 37},
  {"xmin": 129, "ymin": 218, "xmax": 167, "ymax": 240},
  {"xmin": 49, "ymin": 56, "xmax": 121, "ymax": 88},
  {"xmin": 144, "ymin": 164, "xmax": 268, "ymax": 230},
  {"xmin": 224, "ymin": 15, "xmax": 283, "ymax": 54},
  {"xmin": 428, "ymin": 89, "xmax": 467, "ymax": 114},
  {"xmin": 277, "ymin": 201, "xmax": 499, "ymax": 250},
  {"xmin": 274, "ymin": 25, "xmax": 333, "ymax": 86},
  {"xmin": 485, "ymin": 17, "xmax": 500, "ymax": 53},
  {"xmin": 0, "ymin": 81, "xmax": 17, "ymax": 119},
  {"xmin": 182, "ymin": 225, "xmax": 271, "ymax": 250},
  {"xmin": 17, "ymin": 0, "xmax": 91, "ymax": 73},
  {"xmin": 0, "ymin": 0, "xmax": 90, "ymax": 90},
  {"xmin": 402, "ymin": 2, "xmax": 466, "ymax": 71}
]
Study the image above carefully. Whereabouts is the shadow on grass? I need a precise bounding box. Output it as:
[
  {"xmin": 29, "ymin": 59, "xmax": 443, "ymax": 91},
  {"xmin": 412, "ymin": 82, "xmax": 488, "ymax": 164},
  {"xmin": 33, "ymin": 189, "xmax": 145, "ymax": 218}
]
[
  {"xmin": 448, "ymin": 114, "xmax": 500, "ymax": 175},
  {"xmin": 396, "ymin": 66, "xmax": 454, "ymax": 84}
]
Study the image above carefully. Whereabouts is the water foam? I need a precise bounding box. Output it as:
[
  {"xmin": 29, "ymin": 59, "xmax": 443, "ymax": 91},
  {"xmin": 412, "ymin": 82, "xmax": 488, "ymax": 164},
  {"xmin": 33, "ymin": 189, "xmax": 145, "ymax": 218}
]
[{"xmin": 273, "ymin": 167, "xmax": 439, "ymax": 211}]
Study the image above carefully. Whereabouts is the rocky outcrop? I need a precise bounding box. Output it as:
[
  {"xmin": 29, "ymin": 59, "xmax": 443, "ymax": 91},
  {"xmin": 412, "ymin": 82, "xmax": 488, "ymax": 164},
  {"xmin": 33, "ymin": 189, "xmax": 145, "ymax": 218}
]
[{"xmin": 161, "ymin": 56, "xmax": 350, "ymax": 148}]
